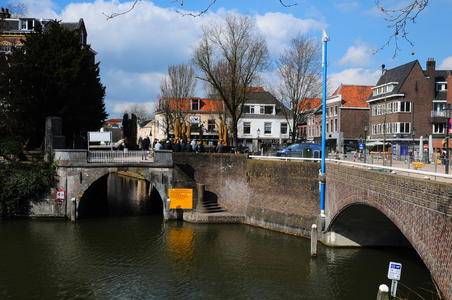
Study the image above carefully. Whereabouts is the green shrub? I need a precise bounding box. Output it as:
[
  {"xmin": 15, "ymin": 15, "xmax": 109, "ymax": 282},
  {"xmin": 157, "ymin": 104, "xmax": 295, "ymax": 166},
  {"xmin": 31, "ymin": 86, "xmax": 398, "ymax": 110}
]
[{"xmin": 0, "ymin": 161, "xmax": 56, "ymax": 218}]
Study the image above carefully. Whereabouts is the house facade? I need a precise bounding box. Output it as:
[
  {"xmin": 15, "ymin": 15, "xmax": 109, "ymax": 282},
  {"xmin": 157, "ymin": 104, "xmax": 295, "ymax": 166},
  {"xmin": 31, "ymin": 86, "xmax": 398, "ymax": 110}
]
[
  {"xmin": 366, "ymin": 59, "xmax": 452, "ymax": 156},
  {"xmin": 305, "ymin": 85, "xmax": 372, "ymax": 154},
  {"xmin": 153, "ymin": 97, "xmax": 225, "ymax": 145},
  {"xmin": 236, "ymin": 89, "xmax": 292, "ymax": 152}
]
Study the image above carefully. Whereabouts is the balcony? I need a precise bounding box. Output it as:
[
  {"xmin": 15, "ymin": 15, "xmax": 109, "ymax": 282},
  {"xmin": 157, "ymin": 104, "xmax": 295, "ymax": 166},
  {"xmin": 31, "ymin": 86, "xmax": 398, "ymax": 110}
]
[{"xmin": 431, "ymin": 110, "xmax": 447, "ymax": 124}]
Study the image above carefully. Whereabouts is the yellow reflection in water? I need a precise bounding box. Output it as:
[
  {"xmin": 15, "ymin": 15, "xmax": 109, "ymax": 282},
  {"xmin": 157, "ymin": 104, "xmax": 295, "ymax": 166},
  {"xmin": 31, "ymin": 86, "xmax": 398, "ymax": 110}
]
[{"xmin": 167, "ymin": 227, "xmax": 196, "ymax": 267}]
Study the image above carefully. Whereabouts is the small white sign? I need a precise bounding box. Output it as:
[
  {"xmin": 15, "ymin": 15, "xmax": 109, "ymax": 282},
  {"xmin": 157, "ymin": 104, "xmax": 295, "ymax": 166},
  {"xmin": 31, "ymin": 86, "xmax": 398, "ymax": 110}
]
[{"xmin": 387, "ymin": 262, "xmax": 402, "ymax": 281}]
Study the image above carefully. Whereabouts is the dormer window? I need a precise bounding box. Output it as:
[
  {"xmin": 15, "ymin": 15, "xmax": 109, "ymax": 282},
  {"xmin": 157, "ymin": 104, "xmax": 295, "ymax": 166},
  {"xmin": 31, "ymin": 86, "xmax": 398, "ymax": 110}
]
[
  {"xmin": 191, "ymin": 99, "xmax": 200, "ymax": 111},
  {"xmin": 372, "ymin": 82, "xmax": 397, "ymax": 96},
  {"xmin": 436, "ymin": 82, "xmax": 447, "ymax": 91}
]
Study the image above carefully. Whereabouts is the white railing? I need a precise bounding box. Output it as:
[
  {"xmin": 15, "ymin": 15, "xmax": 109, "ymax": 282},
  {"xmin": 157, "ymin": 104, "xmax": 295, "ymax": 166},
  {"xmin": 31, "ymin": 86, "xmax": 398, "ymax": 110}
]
[
  {"xmin": 431, "ymin": 110, "xmax": 446, "ymax": 117},
  {"xmin": 249, "ymin": 154, "xmax": 452, "ymax": 182},
  {"xmin": 88, "ymin": 150, "xmax": 153, "ymax": 163}
]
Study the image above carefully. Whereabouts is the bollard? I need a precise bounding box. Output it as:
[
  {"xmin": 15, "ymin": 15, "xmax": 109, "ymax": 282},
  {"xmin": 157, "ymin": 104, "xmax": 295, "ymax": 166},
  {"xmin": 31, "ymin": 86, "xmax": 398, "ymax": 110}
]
[
  {"xmin": 71, "ymin": 198, "xmax": 76, "ymax": 223},
  {"xmin": 311, "ymin": 224, "xmax": 317, "ymax": 257},
  {"xmin": 376, "ymin": 284, "xmax": 389, "ymax": 300}
]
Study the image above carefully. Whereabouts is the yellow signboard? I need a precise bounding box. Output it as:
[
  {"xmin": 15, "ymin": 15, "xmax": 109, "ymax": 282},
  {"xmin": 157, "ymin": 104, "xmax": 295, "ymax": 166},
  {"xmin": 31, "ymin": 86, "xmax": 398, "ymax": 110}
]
[{"xmin": 169, "ymin": 189, "xmax": 193, "ymax": 209}]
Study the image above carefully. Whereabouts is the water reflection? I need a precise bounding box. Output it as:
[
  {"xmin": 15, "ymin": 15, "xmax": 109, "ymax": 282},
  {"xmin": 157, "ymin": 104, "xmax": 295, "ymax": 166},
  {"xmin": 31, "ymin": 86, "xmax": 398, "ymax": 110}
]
[{"xmin": 0, "ymin": 174, "xmax": 438, "ymax": 300}]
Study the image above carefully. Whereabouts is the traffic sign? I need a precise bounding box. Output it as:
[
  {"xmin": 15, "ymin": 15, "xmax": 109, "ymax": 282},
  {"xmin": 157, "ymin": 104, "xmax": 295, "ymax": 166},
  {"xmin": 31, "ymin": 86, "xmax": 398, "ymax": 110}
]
[
  {"xmin": 387, "ymin": 262, "xmax": 402, "ymax": 280},
  {"xmin": 359, "ymin": 143, "xmax": 364, "ymax": 149},
  {"xmin": 424, "ymin": 144, "xmax": 427, "ymax": 149},
  {"xmin": 56, "ymin": 190, "xmax": 66, "ymax": 200}
]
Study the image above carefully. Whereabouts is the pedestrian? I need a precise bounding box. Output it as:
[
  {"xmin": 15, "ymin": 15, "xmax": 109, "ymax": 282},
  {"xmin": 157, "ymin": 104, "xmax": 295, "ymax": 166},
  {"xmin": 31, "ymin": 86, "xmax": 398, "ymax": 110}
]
[
  {"xmin": 153, "ymin": 138, "xmax": 158, "ymax": 149},
  {"xmin": 184, "ymin": 141, "xmax": 193, "ymax": 152},
  {"xmin": 216, "ymin": 141, "xmax": 224, "ymax": 153},
  {"xmin": 173, "ymin": 140, "xmax": 182, "ymax": 152},
  {"xmin": 154, "ymin": 139, "xmax": 162, "ymax": 150},
  {"xmin": 141, "ymin": 136, "xmax": 150, "ymax": 160},
  {"xmin": 164, "ymin": 140, "xmax": 172, "ymax": 150},
  {"xmin": 180, "ymin": 139, "xmax": 186, "ymax": 151},
  {"xmin": 142, "ymin": 136, "xmax": 150, "ymax": 150}
]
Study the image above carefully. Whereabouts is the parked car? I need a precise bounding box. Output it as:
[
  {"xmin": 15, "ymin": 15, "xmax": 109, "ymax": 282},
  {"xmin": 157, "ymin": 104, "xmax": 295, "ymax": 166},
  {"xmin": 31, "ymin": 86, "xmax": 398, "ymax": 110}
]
[
  {"xmin": 231, "ymin": 146, "xmax": 250, "ymax": 154},
  {"xmin": 276, "ymin": 143, "xmax": 321, "ymax": 158}
]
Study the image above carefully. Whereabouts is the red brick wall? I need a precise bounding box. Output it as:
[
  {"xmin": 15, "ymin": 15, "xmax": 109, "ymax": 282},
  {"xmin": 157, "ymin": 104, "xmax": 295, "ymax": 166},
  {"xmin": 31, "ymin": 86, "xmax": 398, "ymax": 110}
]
[
  {"xmin": 326, "ymin": 163, "xmax": 452, "ymax": 299},
  {"xmin": 173, "ymin": 153, "xmax": 321, "ymax": 234}
]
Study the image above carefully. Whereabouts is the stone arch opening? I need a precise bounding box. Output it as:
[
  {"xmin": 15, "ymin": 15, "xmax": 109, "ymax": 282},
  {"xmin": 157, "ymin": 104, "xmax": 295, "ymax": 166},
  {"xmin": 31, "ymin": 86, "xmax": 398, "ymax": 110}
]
[
  {"xmin": 76, "ymin": 170, "xmax": 166, "ymax": 219},
  {"xmin": 326, "ymin": 203, "xmax": 410, "ymax": 247}
]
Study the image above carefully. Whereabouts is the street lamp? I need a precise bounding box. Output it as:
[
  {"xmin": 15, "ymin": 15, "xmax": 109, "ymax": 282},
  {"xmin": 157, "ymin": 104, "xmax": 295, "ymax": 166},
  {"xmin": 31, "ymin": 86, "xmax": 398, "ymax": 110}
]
[
  {"xmin": 412, "ymin": 126, "xmax": 417, "ymax": 160},
  {"xmin": 444, "ymin": 103, "xmax": 452, "ymax": 174},
  {"xmin": 363, "ymin": 121, "xmax": 369, "ymax": 164}
]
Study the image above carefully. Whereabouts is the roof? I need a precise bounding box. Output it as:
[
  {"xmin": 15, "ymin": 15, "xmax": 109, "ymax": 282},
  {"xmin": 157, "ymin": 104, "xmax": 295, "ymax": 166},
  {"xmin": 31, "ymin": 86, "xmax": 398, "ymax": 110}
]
[
  {"xmin": 332, "ymin": 84, "xmax": 373, "ymax": 108},
  {"xmin": 297, "ymin": 98, "xmax": 322, "ymax": 111},
  {"xmin": 157, "ymin": 97, "xmax": 224, "ymax": 112},
  {"xmin": 367, "ymin": 60, "xmax": 418, "ymax": 101},
  {"xmin": 244, "ymin": 91, "xmax": 291, "ymax": 117}
]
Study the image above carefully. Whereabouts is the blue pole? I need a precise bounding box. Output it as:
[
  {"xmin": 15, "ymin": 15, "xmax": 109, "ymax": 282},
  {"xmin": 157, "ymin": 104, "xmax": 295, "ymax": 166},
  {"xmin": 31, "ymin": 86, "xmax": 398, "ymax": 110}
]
[{"xmin": 320, "ymin": 30, "xmax": 329, "ymax": 214}]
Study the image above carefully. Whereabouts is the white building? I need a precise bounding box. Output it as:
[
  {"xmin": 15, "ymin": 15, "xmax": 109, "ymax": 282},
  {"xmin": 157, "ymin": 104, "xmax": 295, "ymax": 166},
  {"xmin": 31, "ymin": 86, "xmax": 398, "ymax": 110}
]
[{"xmin": 236, "ymin": 89, "xmax": 292, "ymax": 152}]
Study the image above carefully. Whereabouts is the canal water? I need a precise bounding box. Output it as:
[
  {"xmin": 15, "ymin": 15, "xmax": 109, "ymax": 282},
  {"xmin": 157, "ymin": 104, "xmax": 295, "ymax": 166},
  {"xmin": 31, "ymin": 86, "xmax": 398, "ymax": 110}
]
[{"xmin": 0, "ymin": 174, "xmax": 439, "ymax": 299}]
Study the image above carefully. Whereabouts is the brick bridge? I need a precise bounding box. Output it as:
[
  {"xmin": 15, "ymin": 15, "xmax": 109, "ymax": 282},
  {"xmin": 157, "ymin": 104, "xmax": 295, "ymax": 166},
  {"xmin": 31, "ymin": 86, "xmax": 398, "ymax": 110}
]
[{"xmin": 32, "ymin": 151, "xmax": 452, "ymax": 299}]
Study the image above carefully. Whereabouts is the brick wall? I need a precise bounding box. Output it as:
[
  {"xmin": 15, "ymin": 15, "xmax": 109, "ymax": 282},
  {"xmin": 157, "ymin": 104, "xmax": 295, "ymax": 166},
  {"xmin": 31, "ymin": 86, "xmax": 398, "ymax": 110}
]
[
  {"xmin": 173, "ymin": 153, "xmax": 321, "ymax": 235},
  {"xmin": 326, "ymin": 163, "xmax": 452, "ymax": 299}
]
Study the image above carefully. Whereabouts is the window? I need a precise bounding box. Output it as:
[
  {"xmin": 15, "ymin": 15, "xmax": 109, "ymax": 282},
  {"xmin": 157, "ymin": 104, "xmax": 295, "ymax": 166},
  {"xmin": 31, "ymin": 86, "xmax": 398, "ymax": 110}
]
[
  {"xmin": 243, "ymin": 122, "xmax": 251, "ymax": 134},
  {"xmin": 260, "ymin": 106, "xmax": 264, "ymax": 114},
  {"xmin": 280, "ymin": 122, "xmax": 287, "ymax": 134},
  {"xmin": 244, "ymin": 106, "xmax": 250, "ymax": 114},
  {"xmin": 377, "ymin": 105, "xmax": 382, "ymax": 115},
  {"xmin": 208, "ymin": 119, "xmax": 215, "ymax": 131},
  {"xmin": 326, "ymin": 109, "xmax": 328, "ymax": 117},
  {"xmin": 334, "ymin": 119, "xmax": 337, "ymax": 132},
  {"xmin": 265, "ymin": 106, "xmax": 274, "ymax": 115},
  {"xmin": 372, "ymin": 106, "xmax": 377, "ymax": 116},
  {"xmin": 191, "ymin": 99, "xmax": 200, "ymax": 110},
  {"xmin": 387, "ymin": 102, "xmax": 393, "ymax": 114},
  {"xmin": 394, "ymin": 101, "xmax": 411, "ymax": 112},
  {"xmin": 330, "ymin": 120, "xmax": 333, "ymax": 133},
  {"xmin": 330, "ymin": 107, "xmax": 333, "ymax": 116},
  {"xmin": 437, "ymin": 82, "xmax": 447, "ymax": 91},
  {"xmin": 251, "ymin": 106, "xmax": 255, "ymax": 113},
  {"xmin": 433, "ymin": 123, "xmax": 445, "ymax": 134},
  {"xmin": 334, "ymin": 105, "xmax": 338, "ymax": 116},
  {"xmin": 264, "ymin": 122, "xmax": 271, "ymax": 134},
  {"xmin": 326, "ymin": 122, "xmax": 328, "ymax": 133}
]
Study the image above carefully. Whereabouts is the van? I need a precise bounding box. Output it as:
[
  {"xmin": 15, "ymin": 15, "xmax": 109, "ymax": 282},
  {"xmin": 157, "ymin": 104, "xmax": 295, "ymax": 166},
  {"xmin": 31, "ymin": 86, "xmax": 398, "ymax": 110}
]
[{"xmin": 276, "ymin": 143, "xmax": 321, "ymax": 158}]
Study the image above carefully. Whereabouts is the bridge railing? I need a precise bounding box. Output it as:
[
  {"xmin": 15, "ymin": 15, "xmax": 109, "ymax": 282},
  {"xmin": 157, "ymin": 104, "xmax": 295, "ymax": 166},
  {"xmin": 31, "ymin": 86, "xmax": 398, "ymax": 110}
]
[
  {"xmin": 249, "ymin": 155, "xmax": 452, "ymax": 182},
  {"xmin": 54, "ymin": 149, "xmax": 173, "ymax": 165}
]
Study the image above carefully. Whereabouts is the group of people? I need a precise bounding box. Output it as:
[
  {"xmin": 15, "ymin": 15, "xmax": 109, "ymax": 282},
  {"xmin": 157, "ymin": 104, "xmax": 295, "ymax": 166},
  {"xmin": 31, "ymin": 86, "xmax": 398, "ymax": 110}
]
[{"xmin": 141, "ymin": 137, "xmax": 206, "ymax": 153}]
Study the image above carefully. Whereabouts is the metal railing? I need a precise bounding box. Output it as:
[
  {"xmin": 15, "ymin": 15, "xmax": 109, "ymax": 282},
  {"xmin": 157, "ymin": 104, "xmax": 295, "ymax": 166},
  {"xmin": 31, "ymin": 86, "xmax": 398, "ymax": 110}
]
[{"xmin": 88, "ymin": 150, "xmax": 153, "ymax": 163}]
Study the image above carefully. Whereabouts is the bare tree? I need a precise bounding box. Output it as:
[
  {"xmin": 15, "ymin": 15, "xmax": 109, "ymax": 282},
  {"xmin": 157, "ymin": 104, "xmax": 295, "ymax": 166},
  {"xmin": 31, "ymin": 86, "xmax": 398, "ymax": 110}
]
[
  {"xmin": 157, "ymin": 63, "xmax": 197, "ymax": 139},
  {"xmin": 270, "ymin": 33, "xmax": 323, "ymax": 142},
  {"xmin": 7, "ymin": 1, "xmax": 27, "ymax": 17},
  {"xmin": 374, "ymin": 0, "xmax": 428, "ymax": 58},
  {"xmin": 123, "ymin": 103, "xmax": 152, "ymax": 121},
  {"xmin": 191, "ymin": 12, "xmax": 270, "ymax": 146}
]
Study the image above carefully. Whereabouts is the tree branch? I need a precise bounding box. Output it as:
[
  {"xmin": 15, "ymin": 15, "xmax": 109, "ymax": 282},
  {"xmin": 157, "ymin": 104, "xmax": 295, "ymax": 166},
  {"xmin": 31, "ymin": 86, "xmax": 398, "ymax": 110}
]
[{"xmin": 373, "ymin": 0, "xmax": 428, "ymax": 58}]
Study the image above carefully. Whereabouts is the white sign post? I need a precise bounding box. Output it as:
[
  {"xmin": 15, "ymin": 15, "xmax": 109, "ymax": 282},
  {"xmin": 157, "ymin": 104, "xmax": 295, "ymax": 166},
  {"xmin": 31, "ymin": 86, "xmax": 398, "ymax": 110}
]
[{"xmin": 387, "ymin": 262, "xmax": 402, "ymax": 297}]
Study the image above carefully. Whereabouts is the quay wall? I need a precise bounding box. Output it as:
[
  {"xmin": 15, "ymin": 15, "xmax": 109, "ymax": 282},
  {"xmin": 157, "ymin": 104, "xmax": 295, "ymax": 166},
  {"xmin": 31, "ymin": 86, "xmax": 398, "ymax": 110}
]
[{"xmin": 173, "ymin": 153, "xmax": 321, "ymax": 236}]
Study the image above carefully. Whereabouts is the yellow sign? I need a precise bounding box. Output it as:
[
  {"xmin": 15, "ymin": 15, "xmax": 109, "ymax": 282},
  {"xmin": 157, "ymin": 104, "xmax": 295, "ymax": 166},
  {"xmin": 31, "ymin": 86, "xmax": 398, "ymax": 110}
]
[{"xmin": 169, "ymin": 189, "xmax": 193, "ymax": 209}]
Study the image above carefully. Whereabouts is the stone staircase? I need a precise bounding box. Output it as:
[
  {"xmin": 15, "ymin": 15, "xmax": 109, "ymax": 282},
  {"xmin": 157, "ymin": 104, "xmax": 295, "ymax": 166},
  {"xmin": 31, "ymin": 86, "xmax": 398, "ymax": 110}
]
[{"xmin": 196, "ymin": 191, "xmax": 224, "ymax": 214}]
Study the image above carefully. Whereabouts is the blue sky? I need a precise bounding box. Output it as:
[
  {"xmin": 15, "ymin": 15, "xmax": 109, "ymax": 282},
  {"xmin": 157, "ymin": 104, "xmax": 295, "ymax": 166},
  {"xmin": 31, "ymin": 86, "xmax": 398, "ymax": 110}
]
[{"xmin": 13, "ymin": 0, "xmax": 452, "ymax": 119}]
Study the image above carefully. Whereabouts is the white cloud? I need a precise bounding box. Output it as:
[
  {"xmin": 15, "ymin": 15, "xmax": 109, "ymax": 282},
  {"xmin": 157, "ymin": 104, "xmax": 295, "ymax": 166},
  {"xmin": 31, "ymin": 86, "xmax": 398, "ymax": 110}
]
[
  {"xmin": 329, "ymin": 68, "xmax": 380, "ymax": 92},
  {"xmin": 255, "ymin": 12, "xmax": 328, "ymax": 55},
  {"xmin": 337, "ymin": 39, "xmax": 373, "ymax": 67},
  {"xmin": 438, "ymin": 56, "xmax": 452, "ymax": 70}
]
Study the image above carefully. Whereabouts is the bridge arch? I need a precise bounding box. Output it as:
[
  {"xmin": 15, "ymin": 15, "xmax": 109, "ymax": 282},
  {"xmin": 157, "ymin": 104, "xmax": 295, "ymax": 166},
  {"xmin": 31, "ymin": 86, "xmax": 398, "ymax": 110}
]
[
  {"xmin": 57, "ymin": 166, "xmax": 176, "ymax": 220},
  {"xmin": 325, "ymin": 163, "xmax": 452, "ymax": 299}
]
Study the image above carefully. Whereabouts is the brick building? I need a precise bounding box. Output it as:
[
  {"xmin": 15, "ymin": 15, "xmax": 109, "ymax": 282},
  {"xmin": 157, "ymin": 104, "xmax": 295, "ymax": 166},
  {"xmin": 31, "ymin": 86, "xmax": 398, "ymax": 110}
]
[
  {"xmin": 306, "ymin": 85, "xmax": 372, "ymax": 154},
  {"xmin": 366, "ymin": 59, "xmax": 452, "ymax": 157}
]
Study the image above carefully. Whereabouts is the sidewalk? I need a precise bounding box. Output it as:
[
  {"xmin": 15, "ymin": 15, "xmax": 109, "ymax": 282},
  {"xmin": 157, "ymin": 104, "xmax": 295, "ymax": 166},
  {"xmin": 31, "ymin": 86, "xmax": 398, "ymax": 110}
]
[{"xmin": 341, "ymin": 156, "xmax": 452, "ymax": 184}]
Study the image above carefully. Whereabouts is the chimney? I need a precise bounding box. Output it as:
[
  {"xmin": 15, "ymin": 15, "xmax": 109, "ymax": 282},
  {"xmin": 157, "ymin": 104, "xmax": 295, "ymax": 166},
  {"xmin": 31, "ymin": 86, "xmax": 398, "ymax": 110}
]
[{"xmin": 426, "ymin": 58, "xmax": 436, "ymax": 79}]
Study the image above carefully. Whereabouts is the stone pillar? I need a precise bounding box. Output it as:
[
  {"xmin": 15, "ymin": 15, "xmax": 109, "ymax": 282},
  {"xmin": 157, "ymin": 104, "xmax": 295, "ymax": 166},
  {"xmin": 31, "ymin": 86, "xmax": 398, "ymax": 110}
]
[{"xmin": 45, "ymin": 117, "xmax": 66, "ymax": 162}]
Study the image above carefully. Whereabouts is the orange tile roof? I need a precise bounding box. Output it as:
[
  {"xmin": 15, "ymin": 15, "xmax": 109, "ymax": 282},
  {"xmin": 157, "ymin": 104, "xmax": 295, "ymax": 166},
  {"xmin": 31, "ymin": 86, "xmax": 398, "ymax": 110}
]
[
  {"xmin": 157, "ymin": 98, "xmax": 224, "ymax": 112},
  {"xmin": 297, "ymin": 98, "xmax": 322, "ymax": 111},
  {"xmin": 332, "ymin": 84, "xmax": 373, "ymax": 108}
]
